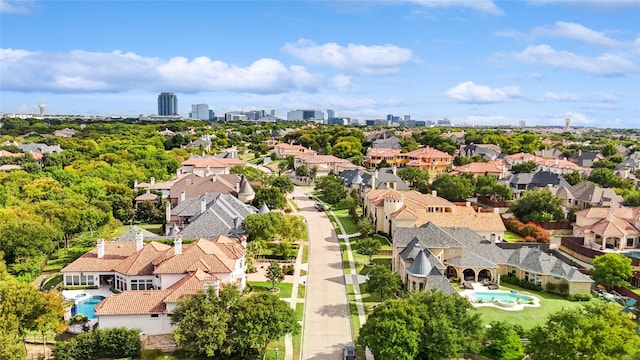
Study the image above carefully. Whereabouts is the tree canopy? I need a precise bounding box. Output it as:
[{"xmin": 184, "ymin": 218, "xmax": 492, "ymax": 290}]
[
  {"xmin": 359, "ymin": 290, "xmax": 483, "ymax": 360},
  {"xmin": 527, "ymin": 302, "xmax": 640, "ymax": 360},
  {"xmin": 430, "ymin": 174, "xmax": 475, "ymax": 201},
  {"xmin": 590, "ymin": 253, "xmax": 633, "ymax": 290},
  {"xmin": 508, "ymin": 189, "xmax": 565, "ymax": 222}
]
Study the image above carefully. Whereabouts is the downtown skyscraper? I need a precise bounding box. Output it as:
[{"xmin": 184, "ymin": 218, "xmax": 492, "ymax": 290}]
[{"xmin": 158, "ymin": 92, "xmax": 178, "ymax": 116}]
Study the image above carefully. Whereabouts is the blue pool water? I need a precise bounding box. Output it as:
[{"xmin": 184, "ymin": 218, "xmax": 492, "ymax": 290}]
[
  {"xmin": 625, "ymin": 252, "xmax": 640, "ymax": 259},
  {"xmin": 471, "ymin": 292, "xmax": 533, "ymax": 303},
  {"xmin": 74, "ymin": 296, "xmax": 105, "ymax": 319}
]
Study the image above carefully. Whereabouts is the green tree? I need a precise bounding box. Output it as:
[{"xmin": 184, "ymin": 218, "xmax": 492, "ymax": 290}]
[
  {"xmin": 590, "ymin": 253, "xmax": 633, "ymax": 290},
  {"xmin": 357, "ymin": 237, "xmax": 381, "ymax": 265},
  {"xmin": 243, "ymin": 213, "xmax": 284, "ymax": 241},
  {"xmin": 475, "ymin": 175, "xmax": 513, "ymax": 200},
  {"xmin": 528, "ymin": 302, "xmax": 640, "ymax": 360},
  {"xmin": 269, "ymin": 175, "xmax": 294, "ymax": 194},
  {"xmin": 508, "ymin": 189, "xmax": 565, "ymax": 222},
  {"xmin": 252, "ymin": 187, "xmax": 286, "ymax": 209},
  {"xmin": 265, "ymin": 261, "xmax": 285, "ymax": 290},
  {"xmin": 431, "ymin": 174, "xmax": 475, "ymax": 201},
  {"xmin": 53, "ymin": 327, "xmax": 141, "ymax": 360},
  {"xmin": 563, "ymin": 170, "xmax": 584, "ymax": 186},
  {"xmin": 397, "ymin": 166, "xmax": 430, "ymax": 190},
  {"xmin": 365, "ymin": 265, "xmax": 402, "ymax": 300},
  {"xmin": 622, "ymin": 189, "xmax": 640, "ymax": 206},
  {"xmin": 485, "ymin": 321, "xmax": 525, "ymax": 360},
  {"xmin": 359, "ymin": 290, "xmax": 483, "ymax": 360},
  {"xmin": 233, "ymin": 292, "xmax": 300, "ymax": 358},
  {"xmin": 0, "ymin": 214, "xmax": 60, "ymax": 266},
  {"xmin": 510, "ymin": 160, "xmax": 538, "ymax": 173},
  {"xmin": 134, "ymin": 200, "xmax": 164, "ymax": 223},
  {"xmin": 358, "ymin": 299, "xmax": 423, "ymax": 360},
  {"xmin": 601, "ymin": 141, "xmax": 618, "ymax": 157},
  {"xmin": 588, "ymin": 168, "xmax": 634, "ymax": 189},
  {"xmin": 357, "ymin": 218, "xmax": 375, "ymax": 238},
  {"xmin": 295, "ymin": 164, "xmax": 309, "ymax": 177},
  {"xmin": 314, "ymin": 174, "xmax": 347, "ymax": 204}
]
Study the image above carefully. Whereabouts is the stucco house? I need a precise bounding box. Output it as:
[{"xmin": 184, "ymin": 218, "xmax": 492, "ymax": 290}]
[
  {"xmin": 573, "ymin": 207, "xmax": 640, "ymax": 250},
  {"xmin": 363, "ymin": 188, "xmax": 505, "ymax": 241},
  {"xmin": 62, "ymin": 232, "xmax": 247, "ymax": 335},
  {"xmin": 393, "ymin": 223, "xmax": 594, "ymax": 296}
]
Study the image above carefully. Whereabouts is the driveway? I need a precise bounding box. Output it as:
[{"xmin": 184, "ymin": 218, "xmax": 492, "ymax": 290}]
[{"xmin": 293, "ymin": 187, "xmax": 354, "ymax": 360}]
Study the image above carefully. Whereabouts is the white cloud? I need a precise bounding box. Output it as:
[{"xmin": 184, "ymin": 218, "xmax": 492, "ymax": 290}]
[
  {"xmin": 550, "ymin": 111, "xmax": 597, "ymax": 126},
  {"xmin": 282, "ymin": 39, "xmax": 416, "ymax": 74},
  {"xmin": 544, "ymin": 92, "xmax": 578, "ymax": 101},
  {"xmin": 0, "ymin": 0, "xmax": 33, "ymax": 13},
  {"xmin": 445, "ymin": 81, "xmax": 521, "ymax": 103},
  {"xmin": 330, "ymin": 74, "xmax": 357, "ymax": 92},
  {"xmin": 406, "ymin": 0, "xmax": 503, "ymax": 15},
  {"xmin": 0, "ymin": 48, "xmax": 322, "ymax": 94},
  {"xmin": 532, "ymin": 22, "xmax": 625, "ymax": 48},
  {"xmin": 509, "ymin": 45, "xmax": 637, "ymax": 76}
]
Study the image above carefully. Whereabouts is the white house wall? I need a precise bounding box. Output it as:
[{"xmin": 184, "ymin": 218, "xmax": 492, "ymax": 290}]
[{"xmin": 98, "ymin": 314, "xmax": 174, "ymax": 335}]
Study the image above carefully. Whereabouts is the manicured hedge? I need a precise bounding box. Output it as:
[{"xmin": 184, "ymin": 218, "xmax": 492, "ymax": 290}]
[{"xmin": 53, "ymin": 327, "xmax": 141, "ymax": 360}]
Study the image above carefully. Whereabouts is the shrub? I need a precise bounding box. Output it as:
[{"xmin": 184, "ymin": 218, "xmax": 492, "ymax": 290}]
[
  {"xmin": 569, "ymin": 293, "xmax": 592, "ymax": 302},
  {"xmin": 282, "ymin": 264, "xmax": 295, "ymax": 275},
  {"xmin": 52, "ymin": 327, "xmax": 141, "ymax": 360},
  {"xmin": 557, "ymin": 282, "xmax": 569, "ymax": 295}
]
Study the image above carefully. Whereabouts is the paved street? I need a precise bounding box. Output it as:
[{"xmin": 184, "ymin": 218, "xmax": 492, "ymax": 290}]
[{"xmin": 293, "ymin": 187, "xmax": 354, "ymax": 360}]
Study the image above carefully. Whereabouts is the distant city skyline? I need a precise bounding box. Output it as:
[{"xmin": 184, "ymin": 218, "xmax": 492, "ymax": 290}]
[{"xmin": 0, "ymin": 1, "xmax": 638, "ymax": 128}]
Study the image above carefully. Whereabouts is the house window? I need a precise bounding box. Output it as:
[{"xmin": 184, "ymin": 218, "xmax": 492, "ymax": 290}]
[
  {"xmin": 449, "ymin": 249, "xmax": 457, "ymax": 255},
  {"xmin": 150, "ymin": 314, "xmax": 159, "ymax": 318},
  {"xmin": 66, "ymin": 274, "xmax": 94, "ymax": 286},
  {"xmin": 131, "ymin": 279, "xmax": 154, "ymax": 291}
]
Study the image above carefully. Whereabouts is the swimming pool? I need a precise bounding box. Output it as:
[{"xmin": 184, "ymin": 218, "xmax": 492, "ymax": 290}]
[
  {"xmin": 471, "ymin": 292, "xmax": 533, "ymax": 304},
  {"xmin": 73, "ymin": 295, "xmax": 105, "ymax": 319},
  {"xmin": 625, "ymin": 252, "xmax": 640, "ymax": 259}
]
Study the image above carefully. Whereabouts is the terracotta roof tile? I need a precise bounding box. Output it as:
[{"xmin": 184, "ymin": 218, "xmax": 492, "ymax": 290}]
[
  {"xmin": 61, "ymin": 242, "xmax": 137, "ymax": 273},
  {"xmin": 94, "ymin": 291, "xmax": 170, "ymax": 315}
]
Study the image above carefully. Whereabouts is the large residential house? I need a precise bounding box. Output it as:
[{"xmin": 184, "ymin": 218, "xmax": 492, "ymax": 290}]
[
  {"xmin": 450, "ymin": 162, "xmax": 508, "ymax": 179},
  {"xmin": 273, "ymin": 143, "xmax": 317, "ymax": 158},
  {"xmin": 553, "ymin": 182, "xmax": 624, "ymax": 210},
  {"xmin": 500, "ymin": 171, "xmax": 570, "ymax": 197},
  {"xmin": 363, "ymin": 148, "xmax": 407, "ymax": 169},
  {"xmin": 166, "ymin": 192, "xmax": 257, "ymax": 238},
  {"xmin": 179, "ymin": 155, "xmax": 244, "ymax": 177},
  {"xmin": 393, "ymin": 223, "xmax": 593, "ymax": 296},
  {"xmin": 293, "ymin": 154, "xmax": 361, "ymax": 177},
  {"xmin": 168, "ymin": 173, "xmax": 255, "ymax": 207},
  {"xmin": 61, "ymin": 233, "xmax": 246, "ymax": 335},
  {"xmin": 460, "ymin": 143, "xmax": 501, "ymax": 161},
  {"xmin": 372, "ymin": 136, "xmax": 402, "ymax": 149},
  {"xmin": 404, "ymin": 147, "xmax": 453, "ymax": 177},
  {"xmin": 536, "ymin": 158, "xmax": 590, "ymax": 175},
  {"xmin": 569, "ymin": 151, "xmax": 605, "ymax": 168},
  {"xmin": 573, "ymin": 207, "xmax": 640, "ymax": 250},
  {"xmin": 362, "ymin": 188, "xmax": 505, "ymax": 241}
]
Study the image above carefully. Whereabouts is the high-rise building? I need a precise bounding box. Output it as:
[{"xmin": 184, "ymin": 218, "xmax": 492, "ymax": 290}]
[
  {"xmin": 327, "ymin": 109, "xmax": 335, "ymax": 121},
  {"xmin": 190, "ymin": 104, "xmax": 209, "ymax": 120},
  {"xmin": 286, "ymin": 109, "xmax": 324, "ymax": 121},
  {"xmin": 158, "ymin": 92, "xmax": 178, "ymax": 116}
]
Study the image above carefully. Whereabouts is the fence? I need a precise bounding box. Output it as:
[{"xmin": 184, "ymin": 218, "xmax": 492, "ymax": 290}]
[
  {"xmin": 496, "ymin": 242, "xmax": 550, "ymax": 252},
  {"xmin": 537, "ymin": 221, "xmax": 573, "ymax": 230},
  {"xmin": 477, "ymin": 196, "xmax": 509, "ymax": 208},
  {"xmin": 560, "ymin": 237, "xmax": 640, "ymax": 267},
  {"xmin": 612, "ymin": 285, "xmax": 640, "ymax": 303}
]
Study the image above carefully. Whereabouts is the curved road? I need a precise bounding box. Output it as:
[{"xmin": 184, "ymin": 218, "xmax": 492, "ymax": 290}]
[{"xmin": 293, "ymin": 186, "xmax": 354, "ymax": 360}]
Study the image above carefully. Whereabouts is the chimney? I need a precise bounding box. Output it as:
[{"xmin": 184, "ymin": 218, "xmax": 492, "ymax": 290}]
[
  {"xmin": 165, "ymin": 201, "xmax": 171, "ymax": 224},
  {"xmin": 180, "ymin": 189, "xmax": 186, "ymax": 203},
  {"xmin": 174, "ymin": 235, "xmax": 182, "ymax": 255},
  {"xmin": 135, "ymin": 228, "xmax": 144, "ymax": 251},
  {"xmin": 211, "ymin": 173, "xmax": 216, "ymax": 182},
  {"xmin": 176, "ymin": 169, "xmax": 181, "ymax": 176},
  {"xmin": 371, "ymin": 172, "xmax": 376, "ymax": 190},
  {"xmin": 493, "ymin": 207, "xmax": 499, "ymax": 213},
  {"xmin": 200, "ymin": 197, "xmax": 207, "ymax": 214},
  {"xmin": 490, "ymin": 233, "xmax": 496, "ymax": 245},
  {"xmin": 466, "ymin": 201, "xmax": 471, "ymax": 207},
  {"xmin": 392, "ymin": 163, "xmax": 397, "ymax": 175},
  {"xmin": 578, "ymin": 149, "xmax": 582, "ymax": 157},
  {"xmin": 97, "ymin": 239, "xmax": 105, "ymax": 259},
  {"xmin": 432, "ymin": 190, "xmax": 437, "ymax": 197},
  {"xmin": 233, "ymin": 217, "xmax": 241, "ymax": 232},
  {"xmin": 133, "ymin": 179, "xmax": 138, "ymax": 189},
  {"xmin": 150, "ymin": 177, "xmax": 155, "ymax": 185},
  {"xmin": 206, "ymin": 165, "xmax": 210, "ymax": 175},
  {"xmin": 146, "ymin": 188, "xmax": 150, "ymax": 194},
  {"xmin": 606, "ymin": 210, "xmax": 613, "ymax": 222}
]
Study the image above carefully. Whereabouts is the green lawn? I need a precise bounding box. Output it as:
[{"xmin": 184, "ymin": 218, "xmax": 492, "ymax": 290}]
[
  {"xmin": 345, "ymin": 284, "xmax": 361, "ymax": 340},
  {"xmin": 503, "ymin": 231, "xmax": 522, "ymax": 242},
  {"xmin": 473, "ymin": 283, "xmax": 603, "ymax": 329},
  {"xmin": 297, "ymin": 284, "xmax": 306, "ymax": 298},
  {"xmin": 332, "ymin": 209, "xmax": 359, "ymax": 234},
  {"xmin": 301, "ymin": 245, "xmax": 309, "ymax": 264},
  {"xmin": 43, "ymin": 251, "xmax": 73, "ymax": 273},
  {"xmin": 248, "ymin": 281, "xmax": 293, "ymax": 299}
]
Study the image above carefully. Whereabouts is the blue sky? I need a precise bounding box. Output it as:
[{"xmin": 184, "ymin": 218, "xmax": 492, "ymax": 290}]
[{"xmin": 1, "ymin": 0, "xmax": 639, "ymax": 128}]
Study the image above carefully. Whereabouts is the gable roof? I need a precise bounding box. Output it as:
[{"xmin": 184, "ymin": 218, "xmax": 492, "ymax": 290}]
[
  {"xmin": 170, "ymin": 173, "xmax": 239, "ymax": 200},
  {"xmin": 394, "ymin": 222, "xmax": 463, "ymax": 249},
  {"xmin": 405, "ymin": 146, "xmax": 453, "ymax": 160},
  {"xmin": 176, "ymin": 193, "xmax": 257, "ymax": 239},
  {"xmin": 95, "ymin": 290, "xmax": 170, "ymax": 315},
  {"xmin": 153, "ymin": 237, "xmax": 245, "ymax": 275},
  {"xmin": 112, "ymin": 242, "xmax": 172, "ymax": 276},
  {"xmin": 503, "ymin": 247, "xmax": 592, "ymax": 282},
  {"xmin": 61, "ymin": 242, "xmax": 137, "ymax": 273}
]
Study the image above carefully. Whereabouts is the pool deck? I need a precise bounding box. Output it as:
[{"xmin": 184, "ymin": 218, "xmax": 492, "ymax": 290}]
[
  {"xmin": 459, "ymin": 283, "xmax": 540, "ymax": 311},
  {"xmin": 62, "ymin": 286, "xmax": 113, "ymax": 303}
]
